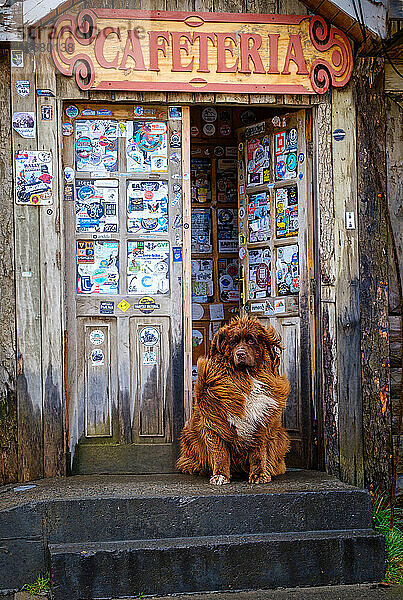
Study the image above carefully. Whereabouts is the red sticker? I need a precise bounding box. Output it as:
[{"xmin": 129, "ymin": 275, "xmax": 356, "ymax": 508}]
[{"xmin": 275, "ymin": 131, "xmax": 286, "ymax": 155}]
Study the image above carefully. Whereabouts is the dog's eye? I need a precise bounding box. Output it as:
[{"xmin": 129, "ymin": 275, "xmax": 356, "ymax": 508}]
[{"xmin": 246, "ymin": 336, "xmax": 255, "ymax": 345}]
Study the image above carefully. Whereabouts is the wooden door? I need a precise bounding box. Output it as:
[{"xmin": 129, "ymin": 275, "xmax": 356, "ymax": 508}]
[
  {"xmin": 237, "ymin": 110, "xmax": 314, "ymax": 468},
  {"xmin": 63, "ymin": 103, "xmax": 185, "ymax": 474}
]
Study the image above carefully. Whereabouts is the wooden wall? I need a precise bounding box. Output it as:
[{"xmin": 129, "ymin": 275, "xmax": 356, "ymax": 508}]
[{"xmin": 0, "ymin": 0, "xmax": 396, "ymax": 490}]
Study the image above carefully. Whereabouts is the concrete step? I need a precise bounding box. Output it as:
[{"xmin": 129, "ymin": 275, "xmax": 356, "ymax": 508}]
[
  {"xmin": 49, "ymin": 529, "xmax": 385, "ymax": 600},
  {"xmin": 42, "ymin": 489, "xmax": 373, "ymax": 543}
]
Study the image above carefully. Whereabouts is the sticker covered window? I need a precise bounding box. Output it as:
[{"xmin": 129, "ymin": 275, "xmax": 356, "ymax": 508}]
[
  {"xmin": 75, "ymin": 179, "xmax": 118, "ymax": 233},
  {"xmin": 126, "ymin": 121, "xmax": 167, "ymax": 173},
  {"xmin": 75, "ymin": 120, "xmax": 118, "ymax": 174},
  {"xmin": 127, "ymin": 180, "xmax": 168, "ymax": 234},
  {"xmin": 76, "ymin": 240, "xmax": 119, "ymax": 295},
  {"xmin": 127, "ymin": 241, "xmax": 170, "ymax": 295}
]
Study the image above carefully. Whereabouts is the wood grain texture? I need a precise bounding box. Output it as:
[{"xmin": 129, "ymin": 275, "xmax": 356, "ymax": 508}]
[
  {"xmin": 11, "ymin": 51, "xmax": 44, "ymax": 482},
  {"xmin": 36, "ymin": 27, "xmax": 65, "ymax": 478},
  {"xmin": 332, "ymin": 82, "xmax": 363, "ymax": 487},
  {"xmin": 354, "ymin": 57, "xmax": 393, "ymax": 492},
  {"xmin": 0, "ymin": 49, "xmax": 18, "ymax": 485}
]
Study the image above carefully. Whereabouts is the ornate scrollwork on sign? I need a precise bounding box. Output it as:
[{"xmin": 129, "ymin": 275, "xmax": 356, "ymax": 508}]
[
  {"xmin": 309, "ymin": 15, "xmax": 353, "ymax": 94},
  {"xmin": 51, "ymin": 9, "xmax": 97, "ymax": 90}
]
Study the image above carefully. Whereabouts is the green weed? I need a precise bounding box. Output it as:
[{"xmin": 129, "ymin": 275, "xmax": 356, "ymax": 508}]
[
  {"xmin": 372, "ymin": 492, "xmax": 403, "ymax": 584},
  {"xmin": 21, "ymin": 571, "xmax": 52, "ymax": 596}
]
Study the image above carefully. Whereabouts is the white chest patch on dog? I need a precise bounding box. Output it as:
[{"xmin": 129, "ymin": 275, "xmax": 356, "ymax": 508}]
[{"xmin": 228, "ymin": 378, "xmax": 278, "ymax": 440}]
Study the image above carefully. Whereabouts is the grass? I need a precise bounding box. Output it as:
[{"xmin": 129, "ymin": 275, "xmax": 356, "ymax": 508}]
[
  {"xmin": 21, "ymin": 571, "xmax": 52, "ymax": 596},
  {"xmin": 372, "ymin": 491, "xmax": 403, "ymax": 584}
]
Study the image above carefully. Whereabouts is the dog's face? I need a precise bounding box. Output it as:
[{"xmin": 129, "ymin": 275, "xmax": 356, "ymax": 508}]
[{"xmin": 210, "ymin": 317, "xmax": 281, "ymax": 374}]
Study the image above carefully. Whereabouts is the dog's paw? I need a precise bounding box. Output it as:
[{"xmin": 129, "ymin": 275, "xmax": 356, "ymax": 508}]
[
  {"xmin": 249, "ymin": 473, "xmax": 271, "ymax": 484},
  {"xmin": 210, "ymin": 474, "xmax": 230, "ymax": 485}
]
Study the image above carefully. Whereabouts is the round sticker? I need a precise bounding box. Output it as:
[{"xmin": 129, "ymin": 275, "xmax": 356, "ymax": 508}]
[
  {"xmin": 90, "ymin": 330, "xmax": 105, "ymax": 345},
  {"xmin": 333, "ymin": 128, "xmax": 345, "ymax": 141},
  {"xmin": 192, "ymin": 303, "xmax": 204, "ymax": 320},
  {"xmin": 248, "ymin": 202, "xmax": 256, "ymax": 214},
  {"xmin": 214, "ymin": 146, "xmax": 224, "ymax": 157},
  {"xmin": 202, "ymin": 107, "xmax": 217, "ymax": 122},
  {"xmin": 64, "ymin": 167, "xmax": 74, "ymax": 183},
  {"xmin": 78, "ymin": 185, "xmax": 94, "ymax": 200},
  {"xmin": 76, "ymin": 136, "xmax": 92, "ymax": 158},
  {"xmin": 62, "ymin": 123, "xmax": 73, "ymax": 136},
  {"xmin": 239, "ymin": 207, "xmax": 245, "ymax": 219},
  {"xmin": 192, "ymin": 330, "xmax": 204, "ymax": 347},
  {"xmin": 220, "ymin": 274, "xmax": 233, "ymax": 290},
  {"xmin": 203, "ymin": 123, "xmax": 215, "ymax": 136},
  {"xmin": 66, "ymin": 105, "xmax": 79, "ymax": 118},
  {"xmin": 298, "ymin": 153, "xmax": 305, "ymax": 164},
  {"xmin": 239, "ymin": 247, "xmax": 246, "ymax": 260},
  {"xmin": 227, "ymin": 264, "xmax": 238, "ymax": 277},
  {"xmin": 38, "ymin": 152, "xmax": 51, "ymax": 163},
  {"xmin": 191, "ymin": 126, "xmax": 199, "ymax": 136},
  {"xmin": 220, "ymin": 125, "xmax": 231, "ymax": 136},
  {"xmin": 139, "ymin": 326, "xmax": 159, "ymax": 347},
  {"xmin": 288, "ymin": 129, "xmax": 297, "ymax": 144},
  {"xmin": 240, "ymin": 109, "xmax": 256, "ymax": 125},
  {"xmin": 87, "ymin": 202, "xmax": 104, "ymax": 219},
  {"xmin": 272, "ymin": 116, "xmax": 281, "ymax": 127}
]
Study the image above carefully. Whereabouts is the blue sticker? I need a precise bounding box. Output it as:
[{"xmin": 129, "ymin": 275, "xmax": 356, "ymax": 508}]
[
  {"xmin": 173, "ymin": 247, "xmax": 182, "ymax": 262},
  {"xmin": 100, "ymin": 301, "xmax": 114, "ymax": 314},
  {"xmin": 81, "ymin": 109, "xmax": 96, "ymax": 116},
  {"xmin": 333, "ymin": 129, "xmax": 345, "ymax": 141},
  {"xmin": 96, "ymin": 109, "xmax": 112, "ymax": 116},
  {"xmin": 276, "ymin": 160, "xmax": 286, "ymax": 179},
  {"xmin": 298, "ymin": 153, "xmax": 305, "ymax": 163}
]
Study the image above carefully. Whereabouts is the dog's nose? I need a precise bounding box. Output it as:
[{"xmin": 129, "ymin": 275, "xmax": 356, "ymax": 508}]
[{"xmin": 236, "ymin": 350, "xmax": 247, "ymax": 358}]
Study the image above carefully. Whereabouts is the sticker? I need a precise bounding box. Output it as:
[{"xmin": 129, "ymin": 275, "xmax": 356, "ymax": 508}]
[
  {"xmin": 169, "ymin": 106, "xmax": 182, "ymax": 120},
  {"xmin": 191, "ymin": 126, "xmax": 199, "ymax": 136},
  {"xmin": 274, "ymin": 299, "xmax": 286, "ymax": 314},
  {"xmin": 37, "ymin": 89, "xmax": 55, "ymax": 97},
  {"xmin": 173, "ymin": 246, "xmax": 182, "ymax": 262},
  {"xmin": 128, "ymin": 241, "xmax": 169, "ymax": 295},
  {"xmin": 191, "ymin": 209, "xmax": 212, "ymax": 253},
  {"xmin": 100, "ymin": 301, "xmax": 114, "ymax": 314},
  {"xmin": 192, "ymin": 303, "xmax": 204, "ymax": 320},
  {"xmin": 192, "ymin": 330, "xmax": 204, "ymax": 348},
  {"xmin": 127, "ymin": 180, "xmax": 168, "ymax": 234},
  {"xmin": 170, "ymin": 151, "xmax": 180, "ymax": 163},
  {"xmin": 239, "ymin": 207, "xmax": 245, "ymax": 219},
  {"xmin": 203, "ymin": 123, "xmax": 215, "ymax": 136},
  {"xmin": 16, "ymin": 80, "xmax": 30, "ymax": 98},
  {"xmin": 240, "ymin": 109, "xmax": 257, "ymax": 125},
  {"xmin": 13, "ymin": 112, "xmax": 35, "ymax": 138},
  {"xmin": 126, "ymin": 121, "xmax": 167, "ymax": 174},
  {"xmin": 77, "ymin": 241, "xmax": 119, "ymax": 294},
  {"xmin": 91, "ymin": 348, "xmax": 104, "ymax": 366},
  {"xmin": 220, "ymin": 125, "xmax": 231, "ymax": 136},
  {"xmin": 97, "ymin": 109, "xmax": 112, "ymax": 116},
  {"xmin": 64, "ymin": 167, "xmax": 74, "ymax": 183},
  {"xmin": 90, "ymin": 330, "xmax": 105, "ymax": 345},
  {"xmin": 249, "ymin": 248, "xmax": 271, "ymax": 300},
  {"xmin": 286, "ymin": 153, "xmax": 297, "ymax": 171},
  {"xmin": 218, "ymin": 259, "xmax": 239, "ymax": 302},
  {"xmin": 245, "ymin": 122, "xmax": 265, "ymax": 137},
  {"xmin": 298, "ymin": 153, "xmax": 305, "ymax": 163},
  {"xmin": 143, "ymin": 350, "xmax": 157, "ymax": 366},
  {"xmin": 272, "ymin": 116, "xmax": 281, "ymax": 127},
  {"xmin": 275, "ymin": 186, "xmax": 298, "ymax": 238},
  {"xmin": 250, "ymin": 302, "xmax": 266, "ymax": 313},
  {"xmin": 22, "ymin": 271, "xmax": 32, "ymax": 277},
  {"xmin": 192, "ymin": 259, "xmax": 213, "ymax": 302},
  {"xmin": 333, "ymin": 129, "xmax": 346, "ymax": 141},
  {"xmin": 134, "ymin": 296, "xmax": 161, "ymax": 314},
  {"xmin": 209, "ymin": 303, "xmax": 224, "ymax": 321},
  {"xmin": 41, "ymin": 105, "xmax": 53, "ymax": 121},
  {"xmin": 15, "ymin": 151, "xmax": 53, "ymax": 205},
  {"xmin": 217, "ymin": 208, "xmax": 238, "ymax": 253},
  {"xmin": 11, "ymin": 50, "xmax": 23, "ymax": 67},
  {"xmin": 81, "ymin": 109, "xmax": 96, "ymax": 116},
  {"xmin": 275, "ymin": 131, "xmax": 287, "ymax": 155},
  {"xmin": 247, "ymin": 137, "xmax": 270, "ymax": 187},
  {"xmin": 214, "ymin": 146, "xmax": 224, "ymax": 157},
  {"xmin": 276, "ymin": 159, "xmax": 286, "ymax": 180},
  {"xmin": 76, "ymin": 179, "xmax": 118, "ymax": 233},
  {"xmin": 64, "ymin": 183, "xmax": 74, "ymax": 201},
  {"xmin": 139, "ymin": 326, "xmax": 159, "ymax": 347},
  {"xmin": 202, "ymin": 107, "xmax": 217, "ymax": 122},
  {"xmin": 62, "ymin": 122, "xmax": 73, "ymax": 136},
  {"xmin": 239, "ymin": 247, "xmax": 246, "ymax": 260},
  {"xmin": 117, "ymin": 299, "xmax": 131, "ymax": 312},
  {"xmin": 66, "ymin": 105, "xmax": 79, "ymax": 118},
  {"xmin": 170, "ymin": 131, "xmax": 181, "ymax": 148}
]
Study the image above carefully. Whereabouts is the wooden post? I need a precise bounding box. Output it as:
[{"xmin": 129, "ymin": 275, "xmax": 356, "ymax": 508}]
[
  {"xmin": 0, "ymin": 49, "xmax": 18, "ymax": 485},
  {"xmin": 332, "ymin": 82, "xmax": 364, "ymax": 487},
  {"xmin": 354, "ymin": 57, "xmax": 392, "ymax": 492},
  {"xmin": 11, "ymin": 50, "xmax": 44, "ymax": 482},
  {"xmin": 182, "ymin": 106, "xmax": 192, "ymax": 423}
]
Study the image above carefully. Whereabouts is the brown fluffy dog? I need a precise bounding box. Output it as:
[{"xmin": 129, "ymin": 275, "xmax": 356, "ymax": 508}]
[{"xmin": 177, "ymin": 317, "xmax": 290, "ymax": 485}]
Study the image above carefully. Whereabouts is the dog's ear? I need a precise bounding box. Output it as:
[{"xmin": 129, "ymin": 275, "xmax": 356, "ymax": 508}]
[
  {"xmin": 259, "ymin": 325, "xmax": 282, "ymax": 374},
  {"xmin": 210, "ymin": 330, "xmax": 225, "ymax": 357}
]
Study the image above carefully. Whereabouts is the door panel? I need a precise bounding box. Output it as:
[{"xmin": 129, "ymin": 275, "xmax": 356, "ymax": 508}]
[
  {"xmin": 63, "ymin": 103, "xmax": 184, "ymax": 473},
  {"xmin": 237, "ymin": 110, "xmax": 313, "ymax": 468}
]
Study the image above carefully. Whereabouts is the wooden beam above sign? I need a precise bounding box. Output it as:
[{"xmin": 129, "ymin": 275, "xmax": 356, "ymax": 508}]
[{"xmin": 50, "ymin": 9, "xmax": 353, "ymax": 95}]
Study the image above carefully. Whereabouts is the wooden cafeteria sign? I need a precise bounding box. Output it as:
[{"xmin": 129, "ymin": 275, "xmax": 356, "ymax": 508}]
[{"xmin": 51, "ymin": 9, "xmax": 353, "ymax": 95}]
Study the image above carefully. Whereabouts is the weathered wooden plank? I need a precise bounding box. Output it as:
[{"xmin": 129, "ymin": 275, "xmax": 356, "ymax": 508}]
[
  {"xmin": 11, "ymin": 50, "xmax": 44, "ymax": 482},
  {"xmin": 0, "ymin": 49, "xmax": 18, "ymax": 485},
  {"xmin": 313, "ymin": 94, "xmax": 339, "ymax": 476},
  {"xmin": 332, "ymin": 82, "xmax": 364, "ymax": 487},
  {"xmin": 354, "ymin": 57, "xmax": 392, "ymax": 493},
  {"xmin": 36, "ymin": 27, "xmax": 65, "ymax": 477},
  {"xmin": 277, "ymin": 0, "xmax": 307, "ymax": 14}
]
